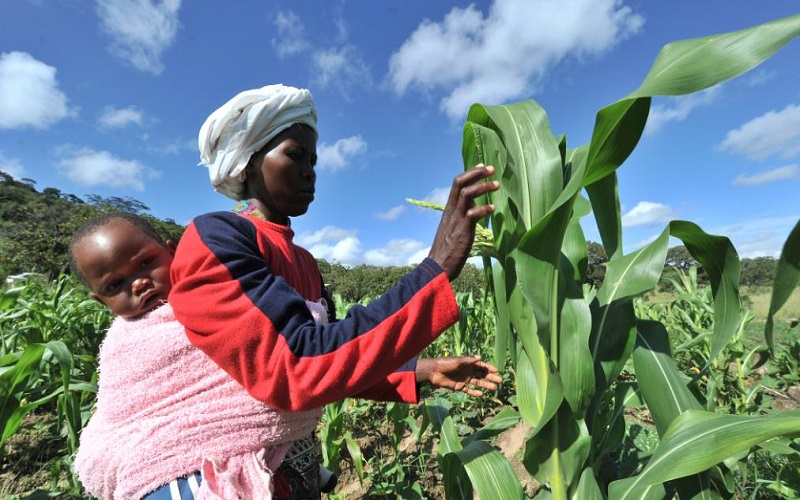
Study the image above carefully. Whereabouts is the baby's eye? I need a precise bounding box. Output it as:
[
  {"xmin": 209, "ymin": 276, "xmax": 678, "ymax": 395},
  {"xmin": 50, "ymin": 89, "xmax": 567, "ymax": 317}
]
[{"xmin": 105, "ymin": 280, "xmax": 122, "ymax": 294}]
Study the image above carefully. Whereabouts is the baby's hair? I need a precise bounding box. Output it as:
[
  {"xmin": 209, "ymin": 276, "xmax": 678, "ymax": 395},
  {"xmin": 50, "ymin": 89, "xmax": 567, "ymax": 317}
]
[{"xmin": 68, "ymin": 212, "xmax": 164, "ymax": 285}]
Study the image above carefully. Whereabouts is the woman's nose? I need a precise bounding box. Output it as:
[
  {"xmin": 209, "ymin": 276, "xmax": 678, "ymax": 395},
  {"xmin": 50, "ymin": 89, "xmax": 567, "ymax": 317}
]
[{"xmin": 302, "ymin": 162, "xmax": 315, "ymax": 180}]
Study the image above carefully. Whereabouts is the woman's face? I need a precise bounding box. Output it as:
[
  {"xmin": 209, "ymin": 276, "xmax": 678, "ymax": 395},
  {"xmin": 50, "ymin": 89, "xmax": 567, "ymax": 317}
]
[{"xmin": 244, "ymin": 124, "xmax": 317, "ymax": 225}]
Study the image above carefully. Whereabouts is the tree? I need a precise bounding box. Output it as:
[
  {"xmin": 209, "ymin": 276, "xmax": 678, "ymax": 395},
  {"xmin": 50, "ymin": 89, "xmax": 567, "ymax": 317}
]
[
  {"xmin": 586, "ymin": 241, "xmax": 608, "ymax": 287},
  {"xmin": 665, "ymin": 245, "xmax": 697, "ymax": 270},
  {"xmin": 740, "ymin": 256, "xmax": 777, "ymax": 286},
  {"xmin": 0, "ymin": 174, "xmax": 184, "ymax": 281},
  {"xmin": 85, "ymin": 194, "xmax": 149, "ymax": 214}
]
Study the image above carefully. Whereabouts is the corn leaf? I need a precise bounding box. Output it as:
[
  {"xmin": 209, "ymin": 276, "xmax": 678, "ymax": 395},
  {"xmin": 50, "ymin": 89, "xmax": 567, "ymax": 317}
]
[
  {"xmin": 523, "ymin": 403, "xmax": 591, "ymax": 495},
  {"xmin": 669, "ymin": 221, "xmax": 742, "ymax": 365},
  {"xmin": 631, "ymin": 13, "xmax": 800, "ymax": 97},
  {"xmin": 633, "ymin": 320, "xmax": 703, "ymax": 436},
  {"xmin": 609, "ymin": 409, "xmax": 800, "ymax": 499},
  {"xmin": 456, "ymin": 440, "xmax": 525, "ymax": 500},
  {"xmin": 574, "ymin": 468, "xmax": 604, "ymax": 500},
  {"xmin": 765, "ymin": 219, "xmax": 800, "ymax": 353}
]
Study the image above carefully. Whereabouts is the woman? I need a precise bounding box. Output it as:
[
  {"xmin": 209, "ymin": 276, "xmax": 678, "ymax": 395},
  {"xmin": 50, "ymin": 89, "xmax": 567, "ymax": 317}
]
[{"xmin": 168, "ymin": 84, "xmax": 499, "ymax": 498}]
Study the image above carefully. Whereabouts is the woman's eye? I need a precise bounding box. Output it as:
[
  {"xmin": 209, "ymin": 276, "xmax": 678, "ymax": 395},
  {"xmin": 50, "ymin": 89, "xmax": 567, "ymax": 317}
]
[
  {"xmin": 105, "ymin": 281, "xmax": 122, "ymax": 293},
  {"xmin": 141, "ymin": 257, "xmax": 154, "ymax": 268}
]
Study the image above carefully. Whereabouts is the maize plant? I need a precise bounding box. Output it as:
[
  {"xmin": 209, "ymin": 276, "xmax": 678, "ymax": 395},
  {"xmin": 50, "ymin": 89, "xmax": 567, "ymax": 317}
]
[{"xmin": 430, "ymin": 12, "xmax": 800, "ymax": 500}]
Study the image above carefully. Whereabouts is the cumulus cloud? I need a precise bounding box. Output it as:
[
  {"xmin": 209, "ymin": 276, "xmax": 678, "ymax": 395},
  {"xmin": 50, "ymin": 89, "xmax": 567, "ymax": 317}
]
[
  {"xmin": 268, "ymin": 9, "xmax": 372, "ymax": 97},
  {"xmin": 146, "ymin": 137, "xmax": 195, "ymax": 156},
  {"xmin": 388, "ymin": 0, "xmax": 644, "ymax": 119},
  {"xmin": 423, "ymin": 186, "xmax": 450, "ymax": 207},
  {"xmin": 312, "ymin": 45, "xmax": 372, "ymax": 99},
  {"xmin": 308, "ymin": 237, "xmax": 363, "ymax": 266},
  {"xmin": 743, "ymin": 69, "xmax": 777, "ymax": 87},
  {"xmin": 56, "ymin": 147, "xmax": 161, "ymax": 190},
  {"xmin": 296, "ymin": 226, "xmax": 358, "ymax": 247},
  {"xmin": 733, "ymin": 165, "xmax": 799, "ymax": 186},
  {"xmin": 317, "ymin": 135, "xmax": 367, "ymax": 172},
  {"xmin": 375, "ymin": 205, "xmax": 406, "ymax": 221},
  {"xmin": 364, "ymin": 239, "xmax": 428, "ymax": 266},
  {"xmin": 272, "ymin": 10, "xmax": 309, "ymax": 57},
  {"xmin": 718, "ymin": 104, "xmax": 800, "ymax": 161},
  {"xmin": 714, "ymin": 215, "xmax": 800, "ymax": 258},
  {"xmin": 297, "ymin": 226, "xmax": 362, "ymax": 265},
  {"xmin": 621, "ymin": 201, "xmax": 676, "ymax": 227},
  {"xmin": 295, "ymin": 225, "xmax": 429, "ymax": 266},
  {"xmin": 95, "ymin": 0, "xmax": 181, "ymax": 75},
  {"xmin": 98, "ymin": 105, "xmax": 144, "ymax": 128},
  {"xmin": 0, "ymin": 52, "xmax": 74, "ymax": 130},
  {"xmin": 0, "ymin": 154, "xmax": 24, "ymax": 179},
  {"xmin": 645, "ymin": 86, "xmax": 720, "ymax": 135}
]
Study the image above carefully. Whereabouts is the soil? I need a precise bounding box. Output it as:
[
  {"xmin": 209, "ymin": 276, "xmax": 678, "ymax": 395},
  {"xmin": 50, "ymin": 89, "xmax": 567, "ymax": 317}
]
[{"xmin": 0, "ymin": 413, "xmax": 72, "ymax": 498}]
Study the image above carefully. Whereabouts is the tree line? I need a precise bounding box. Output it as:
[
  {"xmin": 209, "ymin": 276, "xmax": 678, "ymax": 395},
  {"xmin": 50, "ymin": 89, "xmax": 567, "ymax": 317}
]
[
  {"xmin": 0, "ymin": 172, "xmax": 485, "ymax": 302},
  {"xmin": 0, "ymin": 171, "xmax": 779, "ymax": 300}
]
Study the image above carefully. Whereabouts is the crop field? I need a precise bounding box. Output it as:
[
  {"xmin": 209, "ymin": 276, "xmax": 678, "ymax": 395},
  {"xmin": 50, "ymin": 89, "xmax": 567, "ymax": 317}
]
[
  {"xmin": 0, "ymin": 278, "xmax": 798, "ymax": 498},
  {"xmin": 2, "ymin": 10, "xmax": 800, "ymax": 500}
]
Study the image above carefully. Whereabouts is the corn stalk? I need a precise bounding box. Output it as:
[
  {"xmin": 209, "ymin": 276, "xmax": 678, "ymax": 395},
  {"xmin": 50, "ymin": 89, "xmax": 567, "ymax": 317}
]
[{"xmin": 433, "ymin": 12, "xmax": 800, "ymax": 500}]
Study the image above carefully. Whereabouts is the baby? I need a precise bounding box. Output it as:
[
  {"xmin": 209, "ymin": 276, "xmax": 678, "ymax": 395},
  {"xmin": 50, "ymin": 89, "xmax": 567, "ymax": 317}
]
[{"xmin": 70, "ymin": 212, "xmax": 501, "ymax": 499}]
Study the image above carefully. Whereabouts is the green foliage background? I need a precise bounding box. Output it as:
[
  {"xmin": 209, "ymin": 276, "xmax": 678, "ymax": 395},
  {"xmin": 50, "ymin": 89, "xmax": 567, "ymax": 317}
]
[{"xmin": 0, "ymin": 171, "xmax": 780, "ymax": 300}]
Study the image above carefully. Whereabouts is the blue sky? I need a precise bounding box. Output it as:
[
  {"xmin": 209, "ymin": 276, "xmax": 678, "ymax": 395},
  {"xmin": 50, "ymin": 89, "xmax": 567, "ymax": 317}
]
[{"xmin": 1, "ymin": 0, "xmax": 798, "ymax": 266}]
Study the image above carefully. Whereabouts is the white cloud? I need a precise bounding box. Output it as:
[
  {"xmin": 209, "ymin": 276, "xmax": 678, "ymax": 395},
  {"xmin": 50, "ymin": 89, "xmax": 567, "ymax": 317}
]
[
  {"xmin": 0, "ymin": 154, "xmax": 24, "ymax": 179},
  {"xmin": 297, "ymin": 226, "xmax": 362, "ymax": 266},
  {"xmin": 95, "ymin": 0, "xmax": 181, "ymax": 75},
  {"xmin": 364, "ymin": 239, "xmax": 428, "ymax": 266},
  {"xmin": 621, "ymin": 201, "xmax": 676, "ymax": 227},
  {"xmin": 713, "ymin": 215, "xmax": 800, "ymax": 258},
  {"xmin": 317, "ymin": 135, "xmax": 367, "ymax": 172},
  {"xmin": 272, "ymin": 10, "xmax": 309, "ymax": 57},
  {"xmin": 0, "ymin": 52, "xmax": 74, "ymax": 130},
  {"xmin": 375, "ymin": 205, "xmax": 406, "ymax": 221},
  {"xmin": 718, "ymin": 104, "xmax": 800, "ymax": 161},
  {"xmin": 743, "ymin": 69, "xmax": 777, "ymax": 87},
  {"xmin": 388, "ymin": 0, "xmax": 644, "ymax": 119},
  {"xmin": 98, "ymin": 105, "xmax": 144, "ymax": 128},
  {"xmin": 56, "ymin": 147, "xmax": 161, "ymax": 190},
  {"xmin": 423, "ymin": 186, "xmax": 450, "ymax": 207},
  {"xmin": 307, "ymin": 237, "xmax": 363, "ymax": 266},
  {"xmin": 296, "ymin": 226, "xmax": 358, "ymax": 247},
  {"xmin": 295, "ymin": 226, "xmax": 430, "ymax": 266},
  {"xmin": 312, "ymin": 45, "xmax": 372, "ymax": 99},
  {"xmin": 645, "ymin": 86, "xmax": 720, "ymax": 135},
  {"xmin": 733, "ymin": 165, "xmax": 799, "ymax": 186},
  {"xmin": 147, "ymin": 137, "xmax": 195, "ymax": 155}
]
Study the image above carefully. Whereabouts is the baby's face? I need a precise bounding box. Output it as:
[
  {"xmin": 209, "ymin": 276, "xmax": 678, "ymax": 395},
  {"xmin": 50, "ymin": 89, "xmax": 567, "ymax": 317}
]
[{"xmin": 75, "ymin": 220, "xmax": 175, "ymax": 319}]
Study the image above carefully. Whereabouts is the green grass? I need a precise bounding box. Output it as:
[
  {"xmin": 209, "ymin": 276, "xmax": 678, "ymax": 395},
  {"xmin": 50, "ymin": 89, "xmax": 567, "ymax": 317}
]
[{"xmin": 741, "ymin": 285, "xmax": 800, "ymax": 322}]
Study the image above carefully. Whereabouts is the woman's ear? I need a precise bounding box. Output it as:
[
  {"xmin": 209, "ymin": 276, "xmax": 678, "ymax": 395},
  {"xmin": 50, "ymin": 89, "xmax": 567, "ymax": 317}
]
[{"xmin": 166, "ymin": 240, "xmax": 177, "ymax": 255}]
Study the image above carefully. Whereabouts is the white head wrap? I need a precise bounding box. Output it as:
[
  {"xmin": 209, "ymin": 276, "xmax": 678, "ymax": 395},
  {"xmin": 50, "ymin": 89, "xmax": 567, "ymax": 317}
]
[{"xmin": 198, "ymin": 84, "xmax": 318, "ymax": 200}]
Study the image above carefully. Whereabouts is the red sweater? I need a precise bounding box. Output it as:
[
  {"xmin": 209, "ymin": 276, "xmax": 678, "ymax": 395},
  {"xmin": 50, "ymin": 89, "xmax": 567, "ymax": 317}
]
[{"xmin": 169, "ymin": 211, "xmax": 459, "ymax": 411}]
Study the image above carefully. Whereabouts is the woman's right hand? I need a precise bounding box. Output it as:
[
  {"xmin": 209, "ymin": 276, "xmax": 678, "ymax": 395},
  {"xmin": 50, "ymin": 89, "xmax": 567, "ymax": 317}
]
[{"xmin": 428, "ymin": 164, "xmax": 498, "ymax": 281}]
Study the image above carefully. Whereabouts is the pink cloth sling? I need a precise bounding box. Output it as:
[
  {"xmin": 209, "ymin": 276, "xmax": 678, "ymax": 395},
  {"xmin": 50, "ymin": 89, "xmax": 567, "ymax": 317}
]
[{"xmin": 73, "ymin": 303, "xmax": 324, "ymax": 499}]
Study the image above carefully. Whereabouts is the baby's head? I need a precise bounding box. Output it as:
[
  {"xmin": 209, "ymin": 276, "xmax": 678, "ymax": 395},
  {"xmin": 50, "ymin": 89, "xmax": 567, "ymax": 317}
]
[{"xmin": 68, "ymin": 213, "xmax": 175, "ymax": 319}]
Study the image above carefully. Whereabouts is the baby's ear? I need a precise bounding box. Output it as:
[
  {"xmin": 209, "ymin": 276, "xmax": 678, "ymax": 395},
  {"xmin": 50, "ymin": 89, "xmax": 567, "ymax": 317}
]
[
  {"xmin": 166, "ymin": 240, "xmax": 177, "ymax": 255},
  {"xmin": 90, "ymin": 292, "xmax": 106, "ymax": 307}
]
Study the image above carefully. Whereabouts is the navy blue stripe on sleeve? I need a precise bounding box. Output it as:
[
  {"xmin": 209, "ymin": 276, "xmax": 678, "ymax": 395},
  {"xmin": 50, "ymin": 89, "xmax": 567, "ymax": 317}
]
[{"xmin": 192, "ymin": 212, "xmax": 441, "ymax": 359}]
